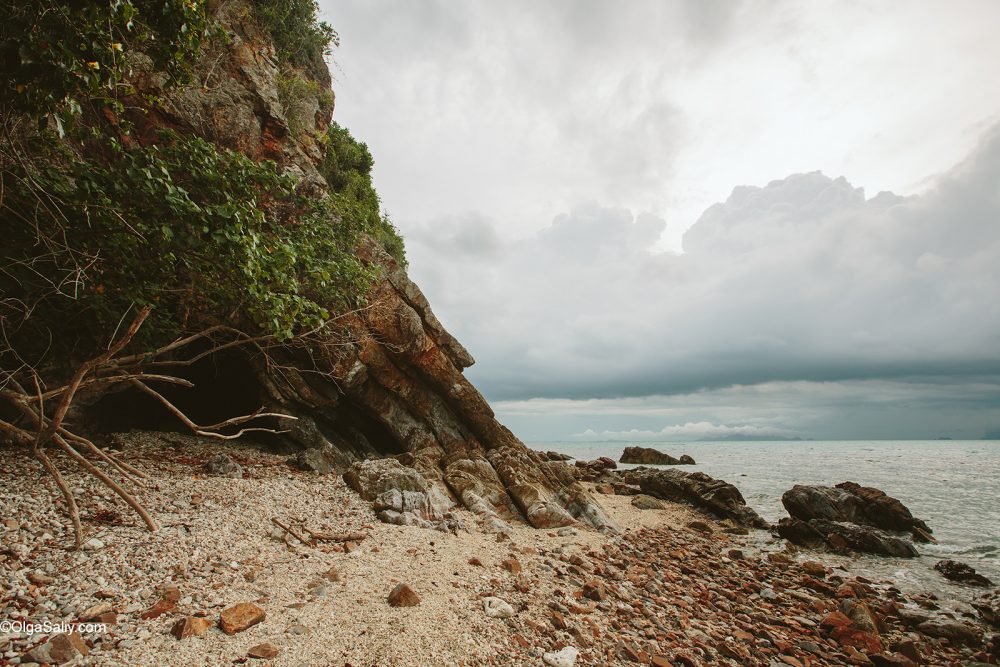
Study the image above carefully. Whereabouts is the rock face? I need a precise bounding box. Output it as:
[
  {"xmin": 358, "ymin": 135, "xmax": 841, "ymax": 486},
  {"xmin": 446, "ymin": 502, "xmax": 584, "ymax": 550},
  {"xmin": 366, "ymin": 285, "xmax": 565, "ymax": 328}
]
[
  {"xmin": 782, "ymin": 482, "xmax": 933, "ymax": 543},
  {"xmin": 622, "ymin": 468, "xmax": 769, "ymax": 528},
  {"xmin": 620, "ymin": 446, "xmax": 695, "ymax": 465},
  {"xmin": 104, "ymin": 1, "xmax": 615, "ymax": 536},
  {"xmin": 935, "ymin": 559, "xmax": 994, "ymax": 587}
]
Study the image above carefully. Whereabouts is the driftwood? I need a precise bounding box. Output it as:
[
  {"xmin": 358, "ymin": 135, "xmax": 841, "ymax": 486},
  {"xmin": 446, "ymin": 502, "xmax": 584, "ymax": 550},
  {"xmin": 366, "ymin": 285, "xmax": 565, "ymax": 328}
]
[
  {"xmin": 303, "ymin": 528, "xmax": 368, "ymax": 543},
  {"xmin": 0, "ymin": 307, "xmax": 299, "ymax": 549},
  {"xmin": 271, "ymin": 517, "xmax": 314, "ymax": 546}
]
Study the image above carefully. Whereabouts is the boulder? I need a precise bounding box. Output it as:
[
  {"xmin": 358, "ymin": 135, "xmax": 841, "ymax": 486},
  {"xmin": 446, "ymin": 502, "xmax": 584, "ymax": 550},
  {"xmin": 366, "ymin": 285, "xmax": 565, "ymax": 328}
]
[
  {"xmin": 776, "ymin": 517, "xmax": 918, "ymax": 557},
  {"xmin": 344, "ymin": 458, "xmax": 455, "ymax": 530},
  {"xmin": 916, "ymin": 619, "xmax": 981, "ymax": 644},
  {"xmin": 974, "ymin": 591, "xmax": 1000, "ymax": 627},
  {"xmin": 620, "ymin": 446, "xmax": 680, "ymax": 465},
  {"xmin": 678, "ymin": 454, "xmax": 696, "ymax": 465},
  {"xmin": 934, "ymin": 559, "xmax": 994, "ymax": 587},
  {"xmin": 543, "ymin": 450, "xmax": 573, "ymax": 461},
  {"xmin": 781, "ymin": 482, "xmax": 933, "ymax": 543},
  {"xmin": 622, "ymin": 467, "xmax": 769, "ymax": 528}
]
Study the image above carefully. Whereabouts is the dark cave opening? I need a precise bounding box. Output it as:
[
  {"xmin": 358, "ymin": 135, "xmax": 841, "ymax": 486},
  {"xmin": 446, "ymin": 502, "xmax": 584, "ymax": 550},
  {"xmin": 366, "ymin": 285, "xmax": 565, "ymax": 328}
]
[{"xmin": 88, "ymin": 347, "xmax": 276, "ymax": 445}]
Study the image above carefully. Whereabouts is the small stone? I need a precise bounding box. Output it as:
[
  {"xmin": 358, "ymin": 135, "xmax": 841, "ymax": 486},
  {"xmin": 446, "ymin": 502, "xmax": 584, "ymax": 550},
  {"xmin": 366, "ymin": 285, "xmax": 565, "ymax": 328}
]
[
  {"xmin": 581, "ymin": 580, "xmax": 607, "ymax": 602},
  {"xmin": 139, "ymin": 599, "xmax": 176, "ymax": 620},
  {"xmin": 483, "ymin": 596, "xmax": 515, "ymax": 619},
  {"xmin": 26, "ymin": 632, "xmax": 89, "ymax": 664},
  {"xmin": 686, "ymin": 520, "xmax": 712, "ymax": 533},
  {"xmin": 500, "ymin": 557, "xmax": 522, "ymax": 574},
  {"xmin": 322, "ymin": 566, "xmax": 341, "ymax": 582},
  {"xmin": 387, "ymin": 583, "xmax": 420, "ymax": 607},
  {"xmin": 247, "ymin": 643, "xmax": 280, "ymax": 659},
  {"xmin": 802, "ymin": 560, "xmax": 827, "ymax": 577},
  {"xmin": 203, "ymin": 453, "xmax": 243, "ymax": 478},
  {"xmin": 83, "ymin": 537, "xmax": 104, "ymax": 550},
  {"xmin": 219, "ymin": 602, "xmax": 266, "ymax": 634},
  {"xmin": 557, "ymin": 527, "xmax": 578, "ymax": 537},
  {"xmin": 27, "ymin": 571, "xmax": 54, "ymax": 585},
  {"xmin": 78, "ymin": 602, "xmax": 112, "ymax": 621},
  {"xmin": 170, "ymin": 616, "xmax": 213, "ymax": 640},
  {"xmin": 543, "ymin": 646, "xmax": 579, "ymax": 667},
  {"xmin": 468, "ymin": 557, "xmax": 483, "ymax": 567}
]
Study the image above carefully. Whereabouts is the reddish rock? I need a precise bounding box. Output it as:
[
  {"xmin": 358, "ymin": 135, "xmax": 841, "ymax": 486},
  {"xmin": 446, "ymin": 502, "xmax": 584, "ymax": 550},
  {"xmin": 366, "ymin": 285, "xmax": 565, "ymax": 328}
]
[
  {"xmin": 501, "ymin": 557, "xmax": 522, "ymax": 574},
  {"xmin": 821, "ymin": 611, "xmax": 854, "ymax": 629},
  {"xmin": 170, "ymin": 616, "xmax": 213, "ymax": 640},
  {"xmin": 140, "ymin": 599, "xmax": 176, "ymax": 620},
  {"xmin": 582, "ymin": 579, "xmax": 607, "ymax": 602},
  {"xmin": 248, "ymin": 642, "xmax": 280, "ymax": 659},
  {"xmin": 26, "ymin": 632, "xmax": 89, "ymax": 664},
  {"xmin": 387, "ymin": 583, "xmax": 420, "ymax": 607},
  {"xmin": 219, "ymin": 602, "xmax": 266, "ymax": 634}
]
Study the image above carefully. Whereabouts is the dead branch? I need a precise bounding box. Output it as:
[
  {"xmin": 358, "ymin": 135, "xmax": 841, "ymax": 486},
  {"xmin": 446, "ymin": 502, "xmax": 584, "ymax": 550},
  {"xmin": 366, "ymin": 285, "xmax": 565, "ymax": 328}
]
[
  {"xmin": 271, "ymin": 517, "xmax": 313, "ymax": 546},
  {"xmin": 129, "ymin": 379, "xmax": 295, "ymax": 439},
  {"xmin": 52, "ymin": 434, "xmax": 157, "ymax": 532},
  {"xmin": 302, "ymin": 527, "xmax": 367, "ymax": 543}
]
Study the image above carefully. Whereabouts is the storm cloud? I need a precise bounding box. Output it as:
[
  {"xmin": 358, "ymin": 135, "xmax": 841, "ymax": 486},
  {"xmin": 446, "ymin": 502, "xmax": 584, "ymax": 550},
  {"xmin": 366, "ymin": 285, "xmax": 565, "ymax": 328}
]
[
  {"xmin": 321, "ymin": 1, "xmax": 1000, "ymax": 440},
  {"xmin": 407, "ymin": 125, "xmax": 1000, "ymax": 399}
]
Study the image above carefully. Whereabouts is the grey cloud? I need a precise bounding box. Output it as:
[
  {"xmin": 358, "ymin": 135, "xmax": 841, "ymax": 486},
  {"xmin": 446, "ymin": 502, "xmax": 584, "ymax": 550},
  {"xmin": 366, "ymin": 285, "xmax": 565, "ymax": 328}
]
[{"xmin": 406, "ymin": 124, "xmax": 1000, "ymax": 407}]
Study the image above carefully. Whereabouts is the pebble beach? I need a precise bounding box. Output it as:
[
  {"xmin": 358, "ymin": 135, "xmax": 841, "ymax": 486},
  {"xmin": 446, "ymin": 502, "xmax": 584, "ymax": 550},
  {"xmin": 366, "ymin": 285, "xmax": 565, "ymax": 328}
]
[{"xmin": 1, "ymin": 432, "xmax": 998, "ymax": 666}]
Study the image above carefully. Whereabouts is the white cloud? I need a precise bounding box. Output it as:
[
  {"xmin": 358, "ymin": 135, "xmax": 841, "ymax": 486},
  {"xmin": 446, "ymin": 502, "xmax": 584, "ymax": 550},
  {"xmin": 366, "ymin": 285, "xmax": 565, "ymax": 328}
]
[{"xmin": 576, "ymin": 422, "xmax": 798, "ymax": 441}]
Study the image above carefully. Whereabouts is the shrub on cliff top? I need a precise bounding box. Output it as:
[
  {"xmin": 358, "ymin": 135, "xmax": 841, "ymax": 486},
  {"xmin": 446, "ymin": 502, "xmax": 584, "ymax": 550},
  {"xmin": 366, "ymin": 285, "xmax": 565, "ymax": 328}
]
[
  {"xmin": 320, "ymin": 122, "xmax": 407, "ymax": 266},
  {"xmin": 253, "ymin": 0, "xmax": 337, "ymax": 79}
]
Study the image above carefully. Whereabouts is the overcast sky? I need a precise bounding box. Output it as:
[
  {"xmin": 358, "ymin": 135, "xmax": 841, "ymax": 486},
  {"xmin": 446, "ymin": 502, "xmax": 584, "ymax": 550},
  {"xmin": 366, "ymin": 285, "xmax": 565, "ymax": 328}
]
[{"xmin": 319, "ymin": 1, "xmax": 1000, "ymax": 441}]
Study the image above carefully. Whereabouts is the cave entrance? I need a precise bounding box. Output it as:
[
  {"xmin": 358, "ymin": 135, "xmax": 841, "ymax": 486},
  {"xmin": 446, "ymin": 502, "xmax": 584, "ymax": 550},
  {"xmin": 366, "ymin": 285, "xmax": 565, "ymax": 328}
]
[{"xmin": 88, "ymin": 347, "xmax": 273, "ymax": 443}]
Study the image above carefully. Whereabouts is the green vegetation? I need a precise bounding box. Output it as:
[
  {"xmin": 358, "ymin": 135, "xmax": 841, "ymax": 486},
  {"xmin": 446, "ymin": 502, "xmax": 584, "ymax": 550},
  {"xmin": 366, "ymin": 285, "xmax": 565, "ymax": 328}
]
[
  {"xmin": 320, "ymin": 123, "xmax": 406, "ymax": 266},
  {"xmin": 252, "ymin": 0, "xmax": 337, "ymax": 78},
  {"xmin": 2, "ymin": 130, "xmax": 380, "ymax": 367},
  {"xmin": 0, "ymin": 0, "xmax": 404, "ymax": 377},
  {"xmin": 0, "ymin": 0, "xmax": 212, "ymax": 129}
]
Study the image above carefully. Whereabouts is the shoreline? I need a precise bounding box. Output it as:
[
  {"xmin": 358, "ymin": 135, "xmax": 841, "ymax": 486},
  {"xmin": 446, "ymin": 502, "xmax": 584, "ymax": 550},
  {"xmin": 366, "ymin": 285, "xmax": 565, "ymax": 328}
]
[{"xmin": 1, "ymin": 432, "xmax": 997, "ymax": 666}]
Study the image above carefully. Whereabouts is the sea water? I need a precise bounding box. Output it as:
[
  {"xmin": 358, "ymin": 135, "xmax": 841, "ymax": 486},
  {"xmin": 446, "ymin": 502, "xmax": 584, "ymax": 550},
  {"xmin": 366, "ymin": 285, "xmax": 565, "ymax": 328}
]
[{"xmin": 531, "ymin": 440, "xmax": 1000, "ymax": 603}]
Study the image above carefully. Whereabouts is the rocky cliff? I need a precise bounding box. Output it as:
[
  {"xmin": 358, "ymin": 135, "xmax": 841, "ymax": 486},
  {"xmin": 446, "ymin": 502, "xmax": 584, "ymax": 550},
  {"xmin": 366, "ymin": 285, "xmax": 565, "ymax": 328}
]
[{"xmin": 107, "ymin": 0, "xmax": 612, "ymax": 533}]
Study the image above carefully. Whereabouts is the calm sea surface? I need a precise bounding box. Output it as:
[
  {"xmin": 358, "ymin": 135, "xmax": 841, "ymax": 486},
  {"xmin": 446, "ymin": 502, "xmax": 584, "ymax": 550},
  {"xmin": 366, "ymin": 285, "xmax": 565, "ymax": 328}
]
[{"xmin": 531, "ymin": 440, "xmax": 1000, "ymax": 602}]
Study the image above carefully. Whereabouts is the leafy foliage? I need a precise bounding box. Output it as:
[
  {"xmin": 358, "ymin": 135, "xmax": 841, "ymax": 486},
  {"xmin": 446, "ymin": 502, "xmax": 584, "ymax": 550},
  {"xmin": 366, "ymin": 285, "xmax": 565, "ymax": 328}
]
[
  {"xmin": 0, "ymin": 0, "xmax": 405, "ymax": 379},
  {"xmin": 1, "ymin": 131, "xmax": 377, "ymax": 368},
  {"xmin": 320, "ymin": 123, "xmax": 406, "ymax": 265},
  {"xmin": 252, "ymin": 0, "xmax": 337, "ymax": 78},
  {"xmin": 0, "ymin": 0, "xmax": 212, "ymax": 127}
]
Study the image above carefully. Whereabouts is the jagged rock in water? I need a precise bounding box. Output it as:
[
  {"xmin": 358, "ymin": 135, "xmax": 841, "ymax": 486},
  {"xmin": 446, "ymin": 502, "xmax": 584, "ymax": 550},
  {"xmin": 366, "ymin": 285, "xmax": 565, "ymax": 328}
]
[
  {"xmin": 974, "ymin": 590, "xmax": 1000, "ymax": 627},
  {"xmin": 542, "ymin": 450, "xmax": 573, "ymax": 461},
  {"xmin": 934, "ymin": 560, "xmax": 994, "ymax": 587},
  {"xmin": 776, "ymin": 517, "xmax": 919, "ymax": 557},
  {"xmin": 621, "ymin": 467, "xmax": 769, "ymax": 528},
  {"xmin": 782, "ymin": 482, "xmax": 933, "ymax": 543},
  {"xmin": 620, "ymin": 446, "xmax": 694, "ymax": 465}
]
